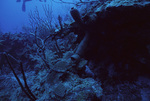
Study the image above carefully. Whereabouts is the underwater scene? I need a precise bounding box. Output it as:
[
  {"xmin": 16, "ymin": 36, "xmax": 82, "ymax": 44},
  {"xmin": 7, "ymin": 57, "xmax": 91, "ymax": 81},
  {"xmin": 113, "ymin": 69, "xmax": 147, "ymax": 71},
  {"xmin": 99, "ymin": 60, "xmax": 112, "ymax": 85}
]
[{"xmin": 0, "ymin": 0, "xmax": 150, "ymax": 101}]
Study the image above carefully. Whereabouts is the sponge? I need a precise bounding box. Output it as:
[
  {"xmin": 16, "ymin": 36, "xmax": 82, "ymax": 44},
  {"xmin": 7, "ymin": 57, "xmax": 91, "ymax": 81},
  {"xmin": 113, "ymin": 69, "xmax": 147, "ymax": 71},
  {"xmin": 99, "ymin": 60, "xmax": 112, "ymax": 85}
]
[{"xmin": 70, "ymin": 7, "xmax": 83, "ymax": 25}]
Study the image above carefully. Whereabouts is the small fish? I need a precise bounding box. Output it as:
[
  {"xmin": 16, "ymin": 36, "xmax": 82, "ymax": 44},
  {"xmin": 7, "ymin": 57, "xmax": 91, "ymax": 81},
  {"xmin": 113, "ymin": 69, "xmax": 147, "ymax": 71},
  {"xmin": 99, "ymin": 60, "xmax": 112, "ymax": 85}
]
[
  {"xmin": 39, "ymin": 0, "xmax": 47, "ymax": 2},
  {"xmin": 22, "ymin": 0, "xmax": 32, "ymax": 12},
  {"xmin": 16, "ymin": 0, "xmax": 46, "ymax": 12},
  {"xmin": 16, "ymin": 0, "xmax": 21, "ymax": 2}
]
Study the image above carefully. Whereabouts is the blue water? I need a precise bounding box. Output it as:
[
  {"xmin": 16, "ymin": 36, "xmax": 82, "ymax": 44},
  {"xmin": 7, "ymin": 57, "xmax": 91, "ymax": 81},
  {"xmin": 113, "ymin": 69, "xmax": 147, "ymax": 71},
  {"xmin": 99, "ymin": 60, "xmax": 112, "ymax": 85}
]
[{"xmin": 0, "ymin": 0, "xmax": 75, "ymax": 33}]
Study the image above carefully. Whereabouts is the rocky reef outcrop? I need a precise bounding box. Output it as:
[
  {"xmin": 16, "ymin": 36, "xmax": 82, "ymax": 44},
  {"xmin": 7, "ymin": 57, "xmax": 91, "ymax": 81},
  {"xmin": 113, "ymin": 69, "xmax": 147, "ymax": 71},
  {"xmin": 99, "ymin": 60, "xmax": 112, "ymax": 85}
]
[
  {"xmin": 71, "ymin": 0, "xmax": 150, "ymax": 78},
  {"xmin": 69, "ymin": 0, "xmax": 150, "ymax": 100}
]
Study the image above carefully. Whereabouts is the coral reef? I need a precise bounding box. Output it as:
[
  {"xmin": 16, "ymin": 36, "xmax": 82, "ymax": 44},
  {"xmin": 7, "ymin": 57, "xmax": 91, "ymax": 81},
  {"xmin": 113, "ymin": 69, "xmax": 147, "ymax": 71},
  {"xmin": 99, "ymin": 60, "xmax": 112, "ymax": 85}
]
[{"xmin": 1, "ymin": 0, "xmax": 150, "ymax": 101}]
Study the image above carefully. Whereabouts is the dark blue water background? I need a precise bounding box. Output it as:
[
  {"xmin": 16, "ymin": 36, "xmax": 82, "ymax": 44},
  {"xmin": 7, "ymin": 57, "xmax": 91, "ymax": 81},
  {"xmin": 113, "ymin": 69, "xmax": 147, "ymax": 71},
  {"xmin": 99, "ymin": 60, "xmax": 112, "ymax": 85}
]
[{"xmin": 0, "ymin": 0, "xmax": 75, "ymax": 33}]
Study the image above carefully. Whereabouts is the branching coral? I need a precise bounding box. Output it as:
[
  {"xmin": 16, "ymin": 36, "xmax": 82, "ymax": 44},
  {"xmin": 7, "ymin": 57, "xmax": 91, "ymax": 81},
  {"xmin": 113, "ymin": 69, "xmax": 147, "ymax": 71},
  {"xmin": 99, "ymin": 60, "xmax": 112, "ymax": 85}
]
[
  {"xmin": 28, "ymin": 5, "xmax": 53, "ymax": 39},
  {"xmin": 3, "ymin": 52, "xmax": 36, "ymax": 101}
]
